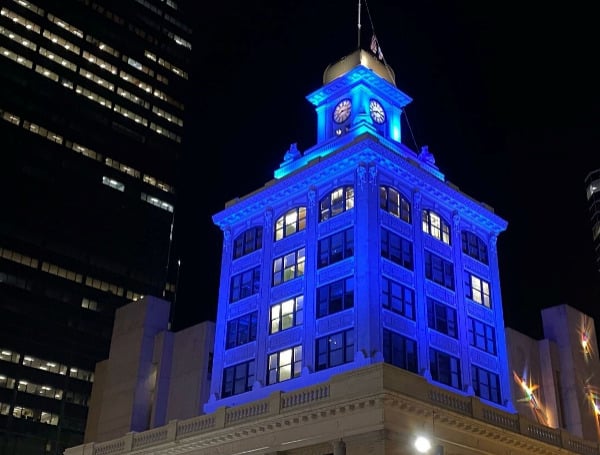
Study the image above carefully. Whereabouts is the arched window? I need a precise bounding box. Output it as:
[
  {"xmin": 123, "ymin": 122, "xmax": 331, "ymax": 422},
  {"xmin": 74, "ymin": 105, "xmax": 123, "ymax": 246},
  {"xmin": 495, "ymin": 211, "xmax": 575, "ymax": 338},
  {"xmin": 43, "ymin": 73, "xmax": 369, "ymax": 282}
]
[
  {"xmin": 320, "ymin": 186, "xmax": 354, "ymax": 222},
  {"xmin": 275, "ymin": 207, "xmax": 306, "ymax": 241},
  {"xmin": 379, "ymin": 186, "xmax": 410, "ymax": 223},
  {"xmin": 422, "ymin": 210, "xmax": 450, "ymax": 245},
  {"xmin": 461, "ymin": 231, "xmax": 489, "ymax": 264},
  {"xmin": 233, "ymin": 226, "xmax": 263, "ymax": 259}
]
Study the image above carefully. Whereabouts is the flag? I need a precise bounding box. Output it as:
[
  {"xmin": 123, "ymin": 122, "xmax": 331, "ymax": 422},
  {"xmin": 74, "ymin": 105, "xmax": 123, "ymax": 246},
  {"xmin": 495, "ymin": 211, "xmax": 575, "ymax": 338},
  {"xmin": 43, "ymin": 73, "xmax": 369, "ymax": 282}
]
[{"xmin": 370, "ymin": 34, "xmax": 384, "ymax": 61}]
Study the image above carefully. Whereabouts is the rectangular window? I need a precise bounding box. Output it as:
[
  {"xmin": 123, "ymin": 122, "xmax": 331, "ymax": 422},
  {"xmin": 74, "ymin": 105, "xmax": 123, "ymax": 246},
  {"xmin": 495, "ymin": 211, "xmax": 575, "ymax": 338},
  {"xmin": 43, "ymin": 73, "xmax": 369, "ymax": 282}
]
[
  {"xmin": 272, "ymin": 247, "xmax": 305, "ymax": 285},
  {"xmin": 467, "ymin": 273, "xmax": 491, "ymax": 308},
  {"xmin": 270, "ymin": 295, "xmax": 303, "ymax": 334},
  {"xmin": 383, "ymin": 329, "xmax": 418, "ymax": 373},
  {"xmin": 472, "ymin": 365, "xmax": 501, "ymax": 404},
  {"xmin": 225, "ymin": 312, "xmax": 258, "ymax": 349},
  {"xmin": 316, "ymin": 329, "xmax": 354, "ymax": 371},
  {"xmin": 430, "ymin": 349, "xmax": 461, "ymax": 390},
  {"xmin": 427, "ymin": 298, "xmax": 457, "ymax": 338},
  {"xmin": 233, "ymin": 226, "xmax": 263, "ymax": 259},
  {"xmin": 467, "ymin": 317, "xmax": 496, "ymax": 355},
  {"xmin": 381, "ymin": 277, "xmax": 414, "ymax": 320},
  {"xmin": 267, "ymin": 345, "xmax": 302, "ymax": 385},
  {"xmin": 317, "ymin": 277, "xmax": 354, "ymax": 318},
  {"xmin": 318, "ymin": 228, "xmax": 353, "ymax": 268},
  {"xmin": 381, "ymin": 228, "xmax": 413, "ymax": 270},
  {"xmin": 222, "ymin": 360, "xmax": 255, "ymax": 398},
  {"xmin": 424, "ymin": 251, "xmax": 454, "ymax": 290},
  {"xmin": 229, "ymin": 266, "xmax": 260, "ymax": 303},
  {"xmin": 102, "ymin": 176, "xmax": 125, "ymax": 192}
]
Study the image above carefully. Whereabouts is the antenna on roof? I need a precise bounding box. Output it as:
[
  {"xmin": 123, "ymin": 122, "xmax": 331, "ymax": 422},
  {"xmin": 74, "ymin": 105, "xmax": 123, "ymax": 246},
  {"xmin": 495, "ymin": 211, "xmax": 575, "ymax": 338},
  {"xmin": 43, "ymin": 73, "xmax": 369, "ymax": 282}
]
[{"xmin": 357, "ymin": 0, "xmax": 362, "ymax": 49}]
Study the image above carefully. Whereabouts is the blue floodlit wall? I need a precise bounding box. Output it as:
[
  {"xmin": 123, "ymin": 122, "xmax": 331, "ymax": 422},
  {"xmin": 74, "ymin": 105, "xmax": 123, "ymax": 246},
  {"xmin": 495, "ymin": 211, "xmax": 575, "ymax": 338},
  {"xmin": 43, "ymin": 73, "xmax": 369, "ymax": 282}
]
[{"xmin": 207, "ymin": 55, "xmax": 512, "ymax": 414}]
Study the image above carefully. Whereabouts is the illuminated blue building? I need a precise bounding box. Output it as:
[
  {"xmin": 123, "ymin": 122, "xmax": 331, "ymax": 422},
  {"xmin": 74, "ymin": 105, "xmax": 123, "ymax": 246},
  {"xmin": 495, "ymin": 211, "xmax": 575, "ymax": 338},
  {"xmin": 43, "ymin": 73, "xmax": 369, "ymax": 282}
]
[{"xmin": 207, "ymin": 49, "xmax": 513, "ymax": 414}]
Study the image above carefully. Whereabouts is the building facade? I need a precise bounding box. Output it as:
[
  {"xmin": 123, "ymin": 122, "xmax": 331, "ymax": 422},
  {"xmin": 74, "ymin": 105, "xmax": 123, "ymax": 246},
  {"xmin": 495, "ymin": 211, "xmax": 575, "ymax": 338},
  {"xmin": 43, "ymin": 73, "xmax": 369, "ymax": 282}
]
[
  {"xmin": 0, "ymin": 0, "xmax": 192, "ymax": 453},
  {"xmin": 585, "ymin": 169, "xmax": 600, "ymax": 273},
  {"xmin": 65, "ymin": 44, "xmax": 600, "ymax": 455}
]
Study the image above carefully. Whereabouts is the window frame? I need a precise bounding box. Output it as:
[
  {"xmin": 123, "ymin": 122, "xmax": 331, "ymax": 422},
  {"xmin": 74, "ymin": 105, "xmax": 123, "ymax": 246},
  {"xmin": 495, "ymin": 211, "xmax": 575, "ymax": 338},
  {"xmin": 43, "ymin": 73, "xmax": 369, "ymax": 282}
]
[
  {"xmin": 381, "ymin": 228, "xmax": 414, "ymax": 270},
  {"xmin": 315, "ymin": 329, "xmax": 354, "ymax": 371},
  {"xmin": 317, "ymin": 277, "xmax": 354, "ymax": 318},
  {"xmin": 427, "ymin": 298, "xmax": 458, "ymax": 338},
  {"xmin": 424, "ymin": 251, "xmax": 455, "ymax": 290},
  {"xmin": 270, "ymin": 295, "xmax": 304, "ymax": 334},
  {"xmin": 318, "ymin": 227, "xmax": 354, "ymax": 268},
  {"xmin": 234, "ymin": 226, "xmax": 263, "ymax": 259},
  {"xmin": 275, "ymin": 207, "xmax": 307, "ymax": 241},
  {"xmin": 381, "ymin": 277, "xmax": 415, "ymax": 320},
  {"xmin": 319, "ymin": 186, "xmax": 354, "ymax": 222},
  {"xmin": 267, "ymin": 345, "xmax": 303, "ymax": 385},
  {"xmin": 272, "ymin": 247, "xmax": 306, "ymax": 286},
  {"xmin": 383, "ymin": 329, "xmax": 418, "ymax": 373},
  {"xmin": 379, "ymin": 185, "xmax": 411, "ymax": 223},
  {"xmin": 422, "ymin": 209, "xmax": 451, "ymax": 245},
  {"xmin": 461, "ymin": 230, "xmax": 488, "ymax": 264}
]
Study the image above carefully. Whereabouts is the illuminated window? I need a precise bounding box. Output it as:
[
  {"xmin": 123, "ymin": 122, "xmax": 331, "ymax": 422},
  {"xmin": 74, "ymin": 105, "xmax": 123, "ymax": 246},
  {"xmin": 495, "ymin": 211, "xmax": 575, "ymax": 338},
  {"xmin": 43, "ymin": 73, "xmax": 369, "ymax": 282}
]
[
  {"xmin": 472, "ymin": 365, "xmax": 501, "ymax": 404},
  {"xmin": 381, "ymin": 228, "xmax": 413, "ymax": 270},
  {"xmin": 422, "ymin": 210, "xmax": 450, "ymax": 245},
  {"xmin": 47, "ymin": 14, "xmax": 83, "ymax": 38},
  {"xmin": 233, "ymin": 226, "xmax": 263, "ymax": 259},
  {"xmin": 229, "ymin": 266, "xmax": 260, "ymax": 303},
  {"xmin": 380, "ymin": 186, "xmax": 411, "ymax": 222},
  {"xmin": 141, "ymin": 193, "xmax": 173, "ymax": 212},
  {"xmin": 42, "ymin": 30, "xmax": 80, "ymax": 55},
  {"xmin": 381, "ymin": 277, "xmax": 414, "ymax": 319},
  {"xmin": 81, "ymin": 298, "xmax": 99, "ymax": 311},
  {"xmin": 318, "ymin": 227, "xmax": 353, "ymax": 268},
  {"xmin": 315, "ymin": 329, "xmax": 354, "ymax": 371},
  {"xmin": 0, "ymin": 46, "xmax": 32, "ymax": 68},
  {"xmin": 149, "ymin": 122, "xmax": 181, "ymax": 142},
  {"xmin": 267, "ymin": 346, "xmax": 302, "ymax": 385},
  {"xmin": 39, "ymin": 47, "xmax": 76, "ymax": 71},
  {"xmin": 75, "ymin": 85, "xmax": 112, "ymax": 108},
  {"xmin": 0, "ymin": 25, "xmax": 36, "ymax": 50},
  {"xmin": 320, "ymin": 186, "xmax": 354, "ymax": 221},
  {"xmin": 10, "ymin": 0, "xmax": 44, "ymax": 16},
  {"xmin": 35, "ymin": 64, "xmax": 58, "ymax": 82},
  {"xmin": 225, "ymin": 312, "xmax": 257, "ymax": 349},
  {"xmin": 467, "ymin": 273, "xmax": 491, "ymax": 308},
  {"xmin": 102, "ymin": 176, "xmax": 124, "ymax": 192},
  {"xmin": 430, "ymin": 349, "xmax": 461, "ymax": 390},
  {"xmin": 0, "ymin": 348, "xmax": 20, "ymax": 364},
  {"xmin": 461, "ymin": 231, "xmax": 488, "ymax": 264},
  {"xmin": 275, "ymin": 207, "xmax": 306, "ymax": 241},
  {"xmin": 427, "ymin": 298, "xmax": 457, "ymax": 338},
  {"xmin": 317, "ymin": 277, "xmax": 353, "ymax": 318},
  {"xmin": 79, "ymin": 68, "xmax": 114, "ymax": 90},
  {"xmin": 0, "ymin": 375, "xmax": 15, "ymax": 389},
  {"xmin": 467, "ymin": 317, "xmax": 496, "ymax": 355},
  {"xmin": 272, "ymin": 247, "xmax": 305, "ymax": 285},
  {"xmin": 424, "ymin": 251, "xmax": 454, "ymax": 290},
  {"xmin": 383, "ymin": 329, "xmax": 418, "ymax": 373},
  {"xmin": 270, "ymin": 295, "xmax": 303, "ymax": 334},
  {"xmin": 106, "ymin": 158, "xmax": 140, "ymax": 177},
  {"xmin": 1, "ymin": 109, "xmax": 20, "ymax": 125},
  {"xmin": 221, "ymin": 360, "xmax": 255, "ymax": 398},
  {"xmin": 1, "ymin": 8, "xmax": 41, "ymax": 33}
]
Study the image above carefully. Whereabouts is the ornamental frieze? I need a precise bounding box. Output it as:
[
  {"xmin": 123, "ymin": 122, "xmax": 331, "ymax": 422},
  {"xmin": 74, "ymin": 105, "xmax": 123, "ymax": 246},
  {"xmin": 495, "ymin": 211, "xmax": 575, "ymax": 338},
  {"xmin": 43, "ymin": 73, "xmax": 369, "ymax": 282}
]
[
  {"xmin": 429, "ymin": 330, "xmax": 460, "ymax": 355},
  {"xmin": 383, "ymin": 312, "xmax": 417, "ymax": 338},
  {"xmin": 270, "ymin": 278, "xmax": 304, "ymax": 302}
]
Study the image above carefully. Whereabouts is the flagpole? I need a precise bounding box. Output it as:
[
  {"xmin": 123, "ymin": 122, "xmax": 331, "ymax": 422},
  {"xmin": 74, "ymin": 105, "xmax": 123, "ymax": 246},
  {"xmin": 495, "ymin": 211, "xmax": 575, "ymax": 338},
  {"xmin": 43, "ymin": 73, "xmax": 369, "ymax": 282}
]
[{"xmin": 357, "ymin": 0, "xmax": 361, "ymax": 49}]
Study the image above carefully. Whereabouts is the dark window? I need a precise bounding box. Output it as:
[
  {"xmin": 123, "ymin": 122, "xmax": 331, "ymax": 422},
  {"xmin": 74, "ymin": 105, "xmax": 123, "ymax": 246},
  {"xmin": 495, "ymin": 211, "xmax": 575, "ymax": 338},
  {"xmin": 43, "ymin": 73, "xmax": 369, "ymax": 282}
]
[
  {"xmin": 381, "ymin": 277, "xmax": 414, "ymax": 320},
  {"xmin": 222, "ymin": 360, "xmax": 255, "ymax": 398},
  {"xmin": 275, "ymin": 207, "xmax": 307, "ymax": 241},
  {"xmin": 316, "ymin": 329, "xmax": 354, "ymax": 371},
  {"xmin": 230, "ymin": 266, "xmax": 260, "ymax": 303},
  {"xmin": 318, "ymin": 228, "xmax": 354, "ymax": 268},
  {"xmin": 422, "ymin": 210, "xmax": 450, "ymax": 245},
  {"xmin": 427, "ymin": 298, "xmax": 457, "ymax": 338},
  {"xmin": 383, "ymin": 329, "xmax": 418, "ymax": 373},
  {"xmin": 461, "ymin": 231, "xmax": 488, "ymax": 264},
  {"xmin": 320, "ymin": 186, "xmax": 354, "ymax": 221},
  {"xmin": 467, "ymin": 317, "xmax": 496, "ymax": 355},
  {"xmin": 380, "ymin": 186, "xmax": 410, "ymax": 223},
  {"xmin": 430, "ymin": 349, "xmax": 461, "ymax": 390},
  {"xmin": 317, "ymin": 277, "xmax": 354, "ymax": 318},
  {"xmin": 424, "ymin": 251, "xmax": 454, "ymax": 290},
  {"xmin": 233, "ymin": 226, "xmax": 263, "ymax": 259},
  {"xmin": 472, "ymin": 365, "xmax": 501, "ymax": 404},
  {"xmin": 226, "ymin": 312, "xmax": 258, "ymax": 349},
  {"xmin": 381, "ymin": 228, "xmax": 413, "ymax": 270}
]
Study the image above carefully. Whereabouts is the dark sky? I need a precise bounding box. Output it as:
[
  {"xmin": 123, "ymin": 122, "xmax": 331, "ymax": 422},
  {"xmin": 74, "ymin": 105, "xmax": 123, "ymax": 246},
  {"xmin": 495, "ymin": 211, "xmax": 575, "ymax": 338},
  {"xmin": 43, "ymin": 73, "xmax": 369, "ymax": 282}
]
[{"xmin": 173, "ymin": 1, "xmax": 600, "ymax": 339}]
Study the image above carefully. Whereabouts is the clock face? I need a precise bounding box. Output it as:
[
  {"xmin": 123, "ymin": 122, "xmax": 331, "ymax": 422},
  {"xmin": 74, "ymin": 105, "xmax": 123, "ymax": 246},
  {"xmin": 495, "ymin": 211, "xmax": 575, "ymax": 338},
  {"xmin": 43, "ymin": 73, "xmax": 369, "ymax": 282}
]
[
  {"xmin": 333, "ymin": 99, "xmax": 352, "ymax": 123},
  {"xmin": 369, "ymin": 99, "xmax": 386, "ymax": 124}
]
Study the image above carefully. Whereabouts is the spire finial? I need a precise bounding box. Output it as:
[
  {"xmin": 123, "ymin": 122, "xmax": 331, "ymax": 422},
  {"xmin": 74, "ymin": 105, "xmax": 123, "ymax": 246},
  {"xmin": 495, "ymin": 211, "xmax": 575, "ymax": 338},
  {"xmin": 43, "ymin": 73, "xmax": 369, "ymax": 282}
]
[{"xmin": 357, "ymin": 0, "xmax": 362, "ymax": 49}]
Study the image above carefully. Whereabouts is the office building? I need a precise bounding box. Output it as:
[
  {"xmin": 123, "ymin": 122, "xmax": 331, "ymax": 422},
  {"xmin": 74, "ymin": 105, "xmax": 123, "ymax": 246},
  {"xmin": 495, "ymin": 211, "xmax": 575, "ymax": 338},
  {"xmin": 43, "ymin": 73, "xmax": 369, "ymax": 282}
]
[
  {"xmin": 585, "ymin": 169, "xmax": 600, "ymax": 273},
  {"xmin": 67, "ymin": 44, "xmax": 600, "ymax": 454},
  {"xmin": 0, "ymin": 0, "xmax": 192, "ymax": 453}
]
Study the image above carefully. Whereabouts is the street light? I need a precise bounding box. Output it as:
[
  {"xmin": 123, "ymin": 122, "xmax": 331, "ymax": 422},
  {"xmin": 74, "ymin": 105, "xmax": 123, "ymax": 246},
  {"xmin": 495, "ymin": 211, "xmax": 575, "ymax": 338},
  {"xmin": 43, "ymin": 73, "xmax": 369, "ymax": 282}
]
[{"xmin": 414, "ymin": 436, "xmax": 431, "ymax": 453}]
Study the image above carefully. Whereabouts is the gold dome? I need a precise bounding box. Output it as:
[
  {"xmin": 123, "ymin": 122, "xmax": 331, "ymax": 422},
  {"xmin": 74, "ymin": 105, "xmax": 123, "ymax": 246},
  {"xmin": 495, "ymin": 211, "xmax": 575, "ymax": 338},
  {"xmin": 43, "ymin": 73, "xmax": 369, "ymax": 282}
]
[{"xmin": 322, "ymin": 49, "xmax": 396, "ymax": 86}]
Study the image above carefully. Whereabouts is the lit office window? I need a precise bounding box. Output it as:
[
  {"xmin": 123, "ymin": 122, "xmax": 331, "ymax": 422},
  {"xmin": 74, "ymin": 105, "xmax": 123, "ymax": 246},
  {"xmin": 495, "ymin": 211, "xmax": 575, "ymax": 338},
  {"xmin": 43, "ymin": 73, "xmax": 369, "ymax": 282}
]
[
  {"xmin": 41, "ymin": 262, "xmax": 82, "ymax": 283},
  {"xmin": 0, "ymin": 349, "xmax": 20, "ymax": 364},
  {"xmin": 272, "ymin": 247, "xmax": 305, "ymax": 286},
  {"xmin": 0, "ymin": 247, "xmax": 38, "ymax": 268},
  {"xmin": 102, "ymin": 176, "xmax": 125, "ymax": 192},
  {"xmin": 83, "ymin": 51, "xmax": 117, "ymax": 75},
  {"xmin": 1, "ymin": 8, "xmax": 41, "ymax": 33},
  {"xmin": 0, "ymin": 25, "xmax": 36, "ymax": 50},
  {"xmin": 117, "ymin": 87, "xmax": 150, "ymax": 109},
  {"xmin": 79, "ymin": 68, "xmax": 114, "ymax": 91},
  {"xmin": 85, "ymin": 36, "xmax": 119, "ymax": 57},
  {"xmin": 124, "ymin": 55, "xmax": 154, "ymax": 76},
  {"xmin": 68, "ymin": 142, "xmax": 102, "ymax": 161},
  {"xmin": 150, "ymin": 122, "xmax": 181, "ymax": 143},
  {"xmin": 1, "ymin": 109, "xmax": 20, "ymax": 125},
  {"xmin": 106, "ymin": 158, "xmax": 140, "ymax": 178},
  {"xmin": 267, "ymin": 346, "xmax": 302, "ymax": 385},
  {"xmin": 84, "ymin": 276, "xmax": 124, "ymax": 296},
  {"xmin": 39, "ymin": 47, "xmax": 76, "ymax": 71},
  {"xmin": 10, "ymin": 0, "xmax": 44, "ymax": 16},
  {"xmin": 120, "ymin": 70, "xmax": 153, "ymax": 93},
  {"xmin": 422, "ymin": 209, "xmax": 450, "ymax": 245},
  {"xmin": 47, "ymin": 14, "xmax": 83, "ymax": 38},
  {"xmin": 0, "ymin": 46, "xmax": 32, "ymax": 68},
  {"xmin": 75, "ymin": 85, "xmax": 112, "ymax": 108},
  {"xmin": 270, "ymin": 295, "xmax": 303, "ymax": 334},
  {"xmin": 35, "ymin": 64, "xmax": 59, "ymax": 82},
  {"xmin": 22, "ymin": 121, "xmax": 62, "ymax": 144},
  {"xmin": 152, "ymin": 106, "xmax": 183, "ymax": 126},
  {"xmin": 42, "ymin": 30, "xmax": 80, "ymax": 55},
  {"xmin": 114, "ymin": 104, "xmax": 148, "ymax": 126},
  {"xmin": 467, "ymin": 273, "xmax": 491, "ymax": 308},
  {"xmin": 275, "ymin": 207, "xmax": 306, "ymax": 241},
  {"xmin": 81, "ymin": 298, "xmax": 99, "ymax": 311},
  {"xmin": 141, "ymin": 192, "xmax": 174, "ymax": 212}
]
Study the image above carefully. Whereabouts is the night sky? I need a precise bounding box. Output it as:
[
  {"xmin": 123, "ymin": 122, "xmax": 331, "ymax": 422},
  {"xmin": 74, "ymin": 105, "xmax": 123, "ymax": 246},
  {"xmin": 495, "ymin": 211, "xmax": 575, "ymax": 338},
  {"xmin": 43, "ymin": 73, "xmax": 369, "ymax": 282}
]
[{"xmin": 173, "ymin": 1, "xmax": 600, "ymax": 339}]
